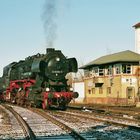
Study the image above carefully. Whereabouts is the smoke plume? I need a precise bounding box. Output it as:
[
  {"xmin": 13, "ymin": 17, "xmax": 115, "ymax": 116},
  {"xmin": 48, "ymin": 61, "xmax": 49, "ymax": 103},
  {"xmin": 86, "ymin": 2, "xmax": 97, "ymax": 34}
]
[{"xmin": 42, "ymin": 0, "xmax": 57, "ymax": 48}]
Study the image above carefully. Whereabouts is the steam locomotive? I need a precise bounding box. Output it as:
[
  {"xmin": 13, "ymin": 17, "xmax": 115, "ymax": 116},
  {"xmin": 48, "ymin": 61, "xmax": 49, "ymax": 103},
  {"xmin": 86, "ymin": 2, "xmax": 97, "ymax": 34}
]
[{"xmin": 0, "ymin": 48, "xmax": 78, "ymax": 110}]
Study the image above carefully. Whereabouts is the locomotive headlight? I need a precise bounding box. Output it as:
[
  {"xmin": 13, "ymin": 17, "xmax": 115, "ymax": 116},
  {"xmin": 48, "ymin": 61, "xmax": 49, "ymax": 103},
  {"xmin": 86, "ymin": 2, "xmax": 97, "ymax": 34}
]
[
  {"xmin": 56, "ymin": 57, "xmax": 60, "ymax": 61},
  {"xmin": 46, "ymin": 88, "xmax": 50, "ymax": 92},
  {"xmin": 56, "ymin": 94, "xmax": 60, "ymax": 98},
  {"xmin": 70, "ymin": 87, "xmax": 73, "ymax": 91}
]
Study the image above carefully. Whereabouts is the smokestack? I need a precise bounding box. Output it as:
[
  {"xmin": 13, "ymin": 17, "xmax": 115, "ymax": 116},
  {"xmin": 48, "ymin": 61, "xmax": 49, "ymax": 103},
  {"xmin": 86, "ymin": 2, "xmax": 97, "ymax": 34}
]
[
  {"xmin": 133, "ymin": 22, "xmax": 140, "ymax": 54},
  {"xmin": 46, "ymin": 48, "xmax": 55, "ymax": 53}
]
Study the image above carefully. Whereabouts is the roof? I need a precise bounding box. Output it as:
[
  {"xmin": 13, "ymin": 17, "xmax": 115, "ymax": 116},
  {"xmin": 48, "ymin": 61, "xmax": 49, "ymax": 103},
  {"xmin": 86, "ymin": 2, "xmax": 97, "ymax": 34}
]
[
  {"xmin": 80, "ymin": 50, "xmax": 140, "ymax": 69},
  {"xmin": 133, "ymin": 22, "xmax": 140, "ymax": 28}
]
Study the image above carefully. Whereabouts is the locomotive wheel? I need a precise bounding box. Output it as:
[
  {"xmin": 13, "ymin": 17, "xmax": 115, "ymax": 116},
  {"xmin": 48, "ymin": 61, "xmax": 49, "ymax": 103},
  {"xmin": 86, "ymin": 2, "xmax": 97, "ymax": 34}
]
[
  {"xmin": 34, "ymin": 100, "xmax": 42, "ymax": 108},
  {"xmin": 16, "ymin": 98, "xmax": 21, "ymax": 105},
  {"xmin": 25, "ymin": 101, "xmax": 32, "ymax": 107}
]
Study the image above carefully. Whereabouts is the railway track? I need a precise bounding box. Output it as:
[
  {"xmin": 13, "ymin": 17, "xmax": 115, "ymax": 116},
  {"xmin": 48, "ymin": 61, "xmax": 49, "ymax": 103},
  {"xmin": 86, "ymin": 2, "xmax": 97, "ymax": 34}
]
[
  {"xmin": 30, "ymin": 108, "xmax": 90, "ymax": 140},
  {"xmin": 1, "ymin": 104, "xmax": 140, "ymax": 139},
  {"xmin": 48, "ymin": 110, "xmax": 140, "ymax": 139},
  {"xmin": 68, "ymin": 105, "xmax": 140, "ymax": 120},
  {"xmin": 1, "ymin": 104, "xmax": 88, "ymax": 139},
  {"xmin": 65, "ymin": 110, "xmax": 140, "ymax": 129},
  {"xmin": 68, "ymin": 105, "xmax": 140, "ymax": 126},
  {"xmin": 2, "ymin": 104, "xmax": 36, "ymax": 140},
  {"xmin": 8, "ymin": 105, "xmax": 73, "ymax": 140},
  {"xmin": 59, "ymin": 110, "xmax": 140, "ymax": 129}
]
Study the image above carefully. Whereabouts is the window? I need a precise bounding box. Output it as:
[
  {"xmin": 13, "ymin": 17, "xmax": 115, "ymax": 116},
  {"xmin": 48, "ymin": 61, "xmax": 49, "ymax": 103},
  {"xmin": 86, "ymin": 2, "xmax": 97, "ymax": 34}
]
[
  {"xmin": 92, "ymin": 67, "xmax": 99, "ymax": 76},
  {"xmin": 115, "ymin": 66, "xmax": 121, "ymax": 74},
  {"xmin": 106, "ymin": 66, "xmax": 113, "ymax": 75},
  {"xmin": 126, "ymin": 65, "xmax": 131, "ymax": 73},
  {"xmin": 94, "ymin": 67, "xmax": 98, "ymax": 74},
  {"xmin": 122, "ymin": 64, "xmax": 131, "ymax": 74},
  {"xmin": 107, "ymin": 87, "xmax": 111, "ymax": 94},
  {"xmin": 95, "ymin": 83, "xmax": 103, "ymax": 87},
  {"xmin": 88, "ymin": 89, "xmax": 91, "ymax": 94},
  {"xmin": 99, "ymin": 68, "xmax": 104, "ymax": 76},
  {"xmin": 92, "ymin": 88, "xmax": 95, "ymax": 94},
  {"xmin": 99, "ymin": 87, "xmax": 103, "ymax": 94},
  {"xmin": 91, "ymin": 67, "xmax": 104, "ymax": 76}
]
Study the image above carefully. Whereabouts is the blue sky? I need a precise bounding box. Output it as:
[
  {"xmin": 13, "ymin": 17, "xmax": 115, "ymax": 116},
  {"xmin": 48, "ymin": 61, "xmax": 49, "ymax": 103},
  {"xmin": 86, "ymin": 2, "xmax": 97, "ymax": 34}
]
[{"xmin": 0, "ymin": 0, "xmax": 140, "ymax": 76}]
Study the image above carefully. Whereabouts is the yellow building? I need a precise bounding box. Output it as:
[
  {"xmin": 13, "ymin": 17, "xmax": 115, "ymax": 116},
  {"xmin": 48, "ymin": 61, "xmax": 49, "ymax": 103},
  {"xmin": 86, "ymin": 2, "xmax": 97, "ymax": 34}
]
[{"xmin": 80, "ymin": 50, "xmax": 140, "ymax": 105}]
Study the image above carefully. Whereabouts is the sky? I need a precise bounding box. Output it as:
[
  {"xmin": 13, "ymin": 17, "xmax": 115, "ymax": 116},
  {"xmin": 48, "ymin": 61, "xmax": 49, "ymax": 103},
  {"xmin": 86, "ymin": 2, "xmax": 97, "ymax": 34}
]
[{"xmin": 0, "ymin": 0, "xmax": 140, "ymax": 76}]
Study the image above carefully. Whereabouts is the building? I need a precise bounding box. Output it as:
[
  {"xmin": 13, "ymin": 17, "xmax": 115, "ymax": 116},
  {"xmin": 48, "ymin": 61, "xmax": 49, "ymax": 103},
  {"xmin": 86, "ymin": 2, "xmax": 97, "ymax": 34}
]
[
  {"xmin": 133, "ymin": 22, "xmax": 140, "ymax": 54},
  {"xmin": 80, "ymin": 50, "xmax": 140, "ymax": 105},
  {"xmin": 72, "ymin": 81, "xmax": 85, "ymax": 103}
]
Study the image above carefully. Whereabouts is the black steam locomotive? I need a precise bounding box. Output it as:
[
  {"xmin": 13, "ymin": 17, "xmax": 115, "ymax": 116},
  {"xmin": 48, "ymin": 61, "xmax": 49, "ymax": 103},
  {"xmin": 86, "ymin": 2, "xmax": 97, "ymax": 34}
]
[{"xmin": 0, "ymin": 48, "xmax": 78, "ymax": 110}]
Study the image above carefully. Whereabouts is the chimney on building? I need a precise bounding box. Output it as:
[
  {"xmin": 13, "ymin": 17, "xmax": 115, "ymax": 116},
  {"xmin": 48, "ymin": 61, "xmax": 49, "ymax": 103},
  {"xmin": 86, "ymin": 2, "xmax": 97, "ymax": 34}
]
[{"xmin": 133, "ymin": 22, "xmax": 140, "ymax": 54}]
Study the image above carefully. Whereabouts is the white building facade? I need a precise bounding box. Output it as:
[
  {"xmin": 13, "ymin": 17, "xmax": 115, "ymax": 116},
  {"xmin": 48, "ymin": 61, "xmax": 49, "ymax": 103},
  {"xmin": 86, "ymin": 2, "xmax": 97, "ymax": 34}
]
[
  {"xmin": 72, "ymin": 81, "xmax": 85, "ymax": 103},
  {"xmin": 133, "ymin": 23, "xmax": 140, "ymax": 54}
]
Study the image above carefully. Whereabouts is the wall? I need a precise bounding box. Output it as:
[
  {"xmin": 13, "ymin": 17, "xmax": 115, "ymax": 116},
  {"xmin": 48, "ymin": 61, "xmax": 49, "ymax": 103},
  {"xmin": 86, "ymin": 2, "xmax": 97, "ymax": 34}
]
[
  {"xmin": 72, "ymin": 81, "xmax": 85, "ymax": 103},
  {"xmin": 84, "ymin": 65, "xmax": 140, "ymax": 105},
  {"xmin": 135, "ymin": 28, "xmax": 140, "ymax": 54}
]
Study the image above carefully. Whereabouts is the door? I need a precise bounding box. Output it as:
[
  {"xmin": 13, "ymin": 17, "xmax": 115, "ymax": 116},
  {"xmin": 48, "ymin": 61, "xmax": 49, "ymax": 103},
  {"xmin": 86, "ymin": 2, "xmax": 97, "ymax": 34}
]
[{"xmin": 126, "ymin": 87, "xmax": 135, "ymax": 104}]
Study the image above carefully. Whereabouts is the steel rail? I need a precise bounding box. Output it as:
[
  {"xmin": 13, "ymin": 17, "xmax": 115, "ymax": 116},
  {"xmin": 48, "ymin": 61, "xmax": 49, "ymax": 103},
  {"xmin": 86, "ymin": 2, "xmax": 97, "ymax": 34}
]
[
  {"xmin": 59, "ymin": 111, "xmax": 140, "ymax": 131},
  {"xmin": 30, "ymin": 108, "xmax": 87, "ymax": 140},
  {"xmin": 68, "ymin": 106, "xmax": 140, "ymax": 125},
  {"xmin": 3, "ymin": 104, "xmax": 36, "ymax": 140}
]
